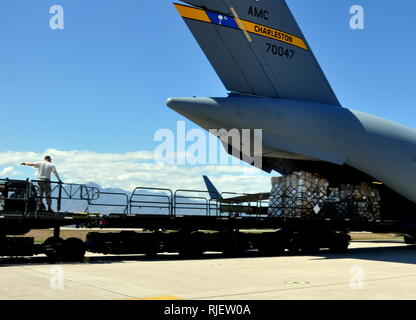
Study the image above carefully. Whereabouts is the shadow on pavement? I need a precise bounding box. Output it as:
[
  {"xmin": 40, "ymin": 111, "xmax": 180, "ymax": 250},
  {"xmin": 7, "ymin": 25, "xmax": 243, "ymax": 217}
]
[
  {"xmin": 313, "ymin": 241, "xmax": 416, "ymax": 265},
  {"xmin": 0, "ymin": 241, "xmax": 414, "ymax": 267}
]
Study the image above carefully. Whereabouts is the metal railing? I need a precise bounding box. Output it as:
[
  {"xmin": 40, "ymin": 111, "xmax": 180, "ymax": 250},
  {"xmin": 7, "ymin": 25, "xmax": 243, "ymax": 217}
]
[
  {"xmin": 0, "ymin": 177, "xmax": 384, "ymax": 222},
  {"xmin": 0, "ymin": 178, "xmax": 270, "ymax": 219},
  {"xmin": 173, "ymin": 189, "xmax": 218, "ymax": 216},
  {"xmin": 85, "ymin": 191, "xmax": 129, "ymax": 214},
  {"xmin": 0, "ymin": 179, "xmax": 100, "ymax": 216},
  {"xmin": 129, "ymin": 187, "xmax": 173, "ymax": 216},
  {"xmin": 32, "ymin": 179, "xmax": 100, "ymax": 213}
]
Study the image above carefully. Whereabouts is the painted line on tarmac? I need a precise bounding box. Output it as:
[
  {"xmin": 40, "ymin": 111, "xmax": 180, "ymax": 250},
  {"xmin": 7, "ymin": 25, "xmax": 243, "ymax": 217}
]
[{"xmin": 125, "ymin": 295, "xmax": 183, "ymax": 300}]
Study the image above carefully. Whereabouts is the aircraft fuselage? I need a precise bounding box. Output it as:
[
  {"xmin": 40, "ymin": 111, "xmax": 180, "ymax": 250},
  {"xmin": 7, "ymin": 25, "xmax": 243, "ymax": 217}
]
[{"xmin": 167, "ymin": 96, "xmax": 416, "ymax": 204}]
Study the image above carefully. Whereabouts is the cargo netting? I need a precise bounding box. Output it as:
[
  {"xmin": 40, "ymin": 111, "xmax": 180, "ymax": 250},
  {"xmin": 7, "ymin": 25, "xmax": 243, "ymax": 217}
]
[{"xmin": 268, "ymin": 171, "xmax": 381, "ymax": 220}]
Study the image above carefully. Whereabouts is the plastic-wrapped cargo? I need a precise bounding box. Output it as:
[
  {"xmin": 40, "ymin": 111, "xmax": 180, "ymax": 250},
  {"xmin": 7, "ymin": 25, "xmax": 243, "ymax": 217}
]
[
  {"xmin": 268, "ymin": 172, "xmax": 381, "ymax": 220},
  {"xmin": 268, "ymin": 171, "xmax": 328, "ymax": 218},
  {"xmin": 329, "ymin": 183, "xmax": 381, "ymax": 220},
  {"xmin": 356, "ymin": 183, "xmax": 381, "ymax": 219}
]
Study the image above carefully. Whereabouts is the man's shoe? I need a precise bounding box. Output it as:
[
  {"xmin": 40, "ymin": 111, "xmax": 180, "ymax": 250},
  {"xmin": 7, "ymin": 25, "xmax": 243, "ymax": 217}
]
[{"xmin": 47, "ymin": 208, "xmax": 54, "ymax": 213}]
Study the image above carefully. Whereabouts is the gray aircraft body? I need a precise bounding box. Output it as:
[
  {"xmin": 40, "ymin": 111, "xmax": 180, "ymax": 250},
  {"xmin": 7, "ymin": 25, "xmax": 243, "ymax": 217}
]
[{"xmin": 167, "ymin": 0, "xmax": 416, "ymax": 216}]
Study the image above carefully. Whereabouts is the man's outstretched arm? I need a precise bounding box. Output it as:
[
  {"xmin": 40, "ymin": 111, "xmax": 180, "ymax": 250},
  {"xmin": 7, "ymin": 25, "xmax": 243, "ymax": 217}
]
[{"xmin": 21, "ymin": 162, "xmax": 36, "ymax": 167}]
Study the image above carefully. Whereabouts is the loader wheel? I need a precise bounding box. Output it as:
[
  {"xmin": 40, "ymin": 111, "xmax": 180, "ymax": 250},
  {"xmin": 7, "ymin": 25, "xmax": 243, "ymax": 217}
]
[
  {"xmin": 329, "ymin": 232, "xmax": 351, "ymax": 253},
  {"xmin": 258, "ymin": 245, "xmax": 285, "ymax": 256},
  {"xmin": 179, "ymin": 246, "xmax": 204, "ymax": 258},
  {"xmin": 178, "ymin": 232, "xmax": 204, "ymax": 258},
  {"xmin": 144, "ymin": 240, "xmax": 160, "ymax": 258},
  {"xmin": 286, "ymin": 233, "xmax": 301, "ymax": 254},
  {"xmin": 404, "ymin": 235, "xmax": 416, "ymax": 244},
  {"xmin": 256, "ymin": 233, "xmax": 285, "ymax": 256},
  {"xmin": 62, "ymin": 238, "xmax": 86, "ymax": 262},
  {"xmin": 300, "ymin": 245, "xmax": 320, "ymax": 254},
  {"xmin": 223, "ymin": 237, "xmax": 244, "ymax": 257},
  {"xmin": 44, "ymin": 237, "xmax": 65, "ymax": 262},
  {"xmin": 223, "ymin": 245, "xmax": 243, "ymax": 257},
  {"xmin": 299, "ymin": 233, "xmax": 320, "ymax": 254}
]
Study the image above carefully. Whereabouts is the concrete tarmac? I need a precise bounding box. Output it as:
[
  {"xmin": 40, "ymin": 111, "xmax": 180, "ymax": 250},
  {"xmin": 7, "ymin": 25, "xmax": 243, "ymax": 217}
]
[{"xmin": 0, "ymin": 240, "xmax": 415, "ymax": 300}]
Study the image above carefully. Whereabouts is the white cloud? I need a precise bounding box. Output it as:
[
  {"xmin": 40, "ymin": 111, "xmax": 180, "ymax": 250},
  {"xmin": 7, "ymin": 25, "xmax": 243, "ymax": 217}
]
[
  {"xmin": 0, "ymin": 166, "xmax": 21, "ymax": 177},
  {"xmin": 0, "ymin": 149, "xmax": 275, "ymax": 194}
]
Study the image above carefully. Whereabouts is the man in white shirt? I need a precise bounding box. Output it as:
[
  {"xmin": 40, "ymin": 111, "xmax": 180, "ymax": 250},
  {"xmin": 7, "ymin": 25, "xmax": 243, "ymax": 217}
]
[{"xmin": 21, "ymin": 156, "xmax": 62, "ymax": 212}]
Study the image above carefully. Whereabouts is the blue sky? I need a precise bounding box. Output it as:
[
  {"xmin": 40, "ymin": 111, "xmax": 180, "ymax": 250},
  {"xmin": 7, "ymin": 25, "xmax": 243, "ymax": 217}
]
[{"xmin": 1, "ymin": 0, "xmax": 415, "ymax": 191}]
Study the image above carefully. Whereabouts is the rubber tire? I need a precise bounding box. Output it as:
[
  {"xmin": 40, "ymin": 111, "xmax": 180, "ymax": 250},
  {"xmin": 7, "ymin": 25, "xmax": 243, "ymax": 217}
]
[
  {"xmin": 44, "ymin": 237, "xmax": 65, "ymax": 262},
  {"xmin": 286, "ymin": 235, "xmax": 301, "ymax": 254},
  {"xmin": 258, "ymin": 246, "xmax": 285, "ymax": 256},
  {"xmin": 179, "ymin": 247, "xmax": 204, "ymax": 258},
  {"xmin": 177, "ymin": 232, "xmax": 204, "ymax": 258},
  {"xmin": 223, "ymin": 238, "xmax": 245, "ymax": 257},
  {"xmin": 300, "ymin": 246, "xmax": 320, "ymax": 254},
  {"xmin": 144, "ymin": 244, "xmax": 159, "ymax": 258},
  {"xmin": 62, "ymin": 238, "xmax": 86, "ymax": 262},
  {"xmin": 329, "ymin": 233, "xmax": 351, "ymax": 253},
  {"xmin": 404, "ymin": 235, "xmax": 416, "ymax": 244}
]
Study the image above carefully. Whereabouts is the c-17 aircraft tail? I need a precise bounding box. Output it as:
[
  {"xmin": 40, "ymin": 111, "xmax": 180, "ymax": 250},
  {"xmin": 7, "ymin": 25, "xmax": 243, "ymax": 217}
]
[
  {"xmin": 174, "ymin": 0, "xmax": 340, "ymax": 106},
  {"xmin": 169, "ymin": 0, "xmax": 416, "ymax": 213}
]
